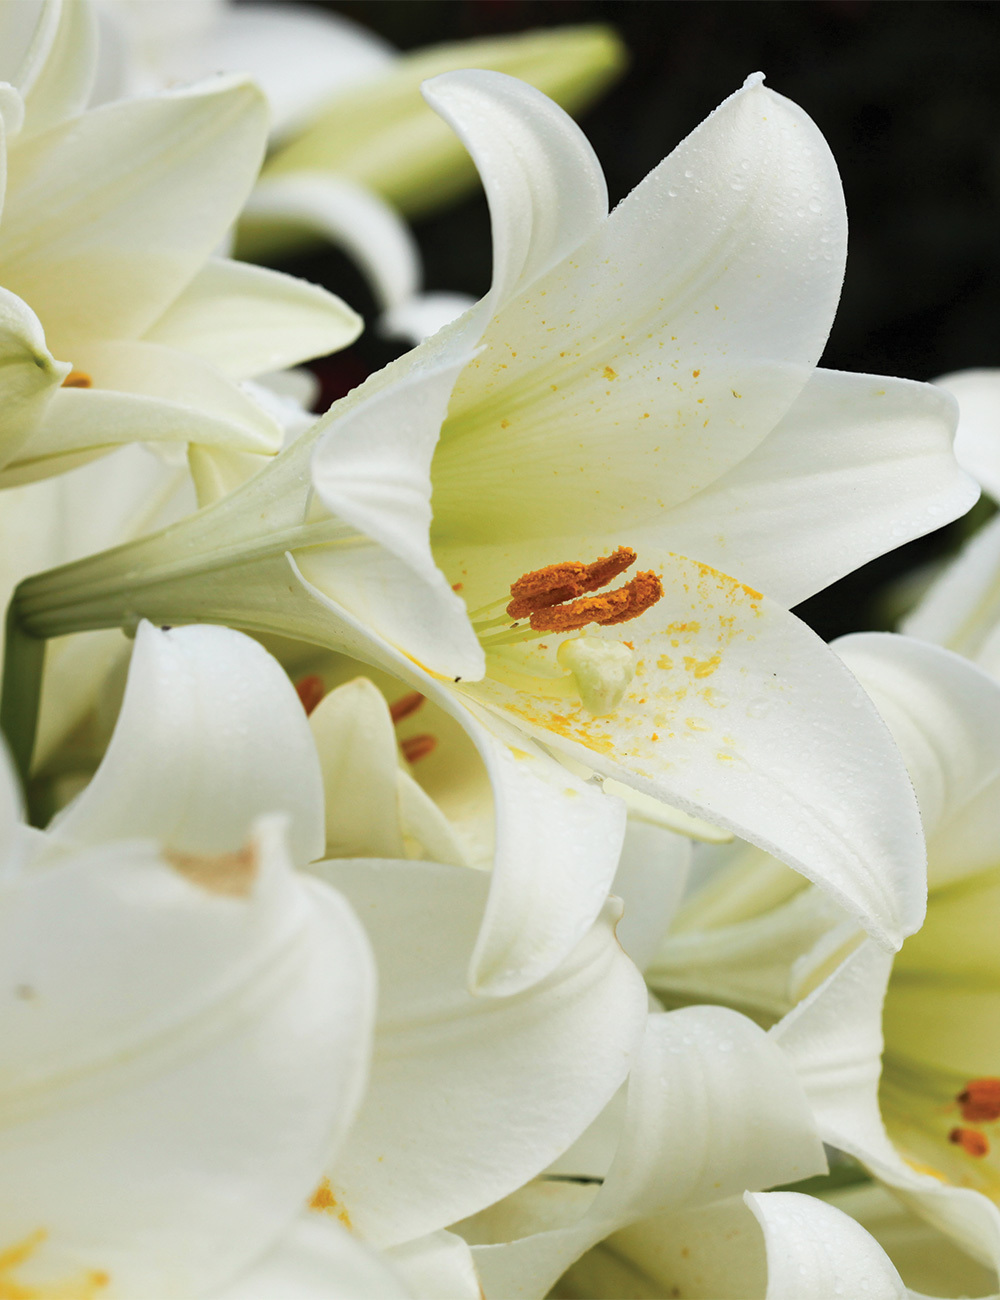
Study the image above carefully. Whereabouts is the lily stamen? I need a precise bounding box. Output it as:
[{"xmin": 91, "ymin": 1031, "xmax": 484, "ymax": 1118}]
[
  {"xmin": 957, "ymin": 1078, "xmax": 1000, "ymax": 1123},
  {"xmin": 61, "ymin": 369, "xmax": 92, "ymax": 388},
  {"xmin": 390, "ymin": 691, "xmax": 425, "ymax": 724},
  {"xmin": 401, "ymin": 734, "xmax": 437, "ymax": 763},
  {"xmin": 472, "ymin": 546, "xmax": 663, "ymax": 649},
  {"xmin": 949, "ymin": 1126, "xmax": 990, "ymax": 1158}
]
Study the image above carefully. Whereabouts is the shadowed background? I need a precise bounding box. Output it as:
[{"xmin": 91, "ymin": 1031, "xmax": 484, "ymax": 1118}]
[{"xmin": 276, "ymin": 0, "xmax": 1000, "ymax": 639}]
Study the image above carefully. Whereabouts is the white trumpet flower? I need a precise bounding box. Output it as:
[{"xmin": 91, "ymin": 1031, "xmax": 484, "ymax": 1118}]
[
  {"xmin": 11, "ymin": 70, "xmax": 971, "ymax": 994},
  {"xmin": 0, "ymin": 0, "xmax": 359, "ymax": 484}
]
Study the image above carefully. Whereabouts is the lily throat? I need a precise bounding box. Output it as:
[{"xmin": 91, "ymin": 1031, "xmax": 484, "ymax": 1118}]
[{"xmin": 469, "ymin": 546, "xmax": 664, "ymax": 715}]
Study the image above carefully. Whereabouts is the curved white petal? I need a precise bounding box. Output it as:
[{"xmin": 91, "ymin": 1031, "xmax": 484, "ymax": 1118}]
[
  {"xmin": 422, "ymin": 69, "xmax": 608, "ymax": 309},
  {"xmin": 610, "ymin": 819, "xmax": 692, "ymax": 970},
  {"xmin": 825, "ymin": 1182, "xmax": 998, "ymax": 1300},
  {"xmin": 157, "ymin": 4, "xmax": 396, "ymax": 142},
  {"xmin": 835, "ymin": 633, "xmax": 1000, "ymax": 886},
  {"xmin": 264, "ymin": 26, "xmax": 624, "ymax": 219},
  {"xmin": 0, "ymin": 75, "xmax": 267, "ymax": 349},
  {"xmin": 12, "ymin": 0, "xmax": 96, "ymax": 139},
  {"xmin": 468, "ymin": 1006, "xmax": 826, "ymax": 1300},
  {"xmin": 0, "ymin": 284, "xmax": 68, "ymax": 471},
  {"xmin": 309, "ymin": 677, "xmax": 406, "ymax": 860},
  {"xmin": 4, "ymin": 342, "xmax": 283, "ymax": 482},
  {"xmin": 387, "ymin": 1230, "xmax": 482, "ymax": 1300},
  {"xmin": 648, "ymin": 886, "xmax": 846, "ymax": 1021},
  {"xmin": 462, "ymin": 558, "xmax": 927, "ymax": 950},
  {"xmin": 902, "ymin": 511, "xmax": 1000, "ymax": 671},
  {"xmin": 936, "ymin": 368, "xmax": 1000, "ymax": 501},
  {"xmin": 0, "ymin": 820, "xmax": 376, "ymax": 1298},
  {"xmin": 239, "ymin": 172, "xmax": 420, "ymax": 310},
  {"xmin": 144, "ymin": 256, "xmax": 361, "ymax": 380},
  {"xmin": 212, "ymin": 1216, "xmax": 411, "ymax": 1300},
  {"xmin": 381, "ymin": 291, "xmax": 477, "ymax": 346},
  {"xmin": 746, "ymin": 1191, "xmax": 907, "ymax": 1300},
  {"xmin": 48, "ymin": 622, "xmax": 325, "ymax": 866},
  {"xmin": 309, "ymin": 858, "xmax": 648, "ymax": 1247},
  {"xmin": 432, "ymin": 75, "xmax": 846, "ymax": 545},
  {"xmin": 662, "ymin": 369, "xmax": 974, "ymax": 608},
  {"xmin": 558, "ymin": 1197, "xmax": 769, "ymax": 1300}
]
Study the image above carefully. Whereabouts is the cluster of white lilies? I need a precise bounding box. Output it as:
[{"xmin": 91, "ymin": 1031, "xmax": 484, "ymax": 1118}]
[{"xmin": 3, "ymin": 2, "xmax": 1000, "ymax": 1297}]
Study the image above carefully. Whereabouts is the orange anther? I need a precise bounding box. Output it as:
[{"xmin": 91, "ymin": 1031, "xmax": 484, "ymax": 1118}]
[
  {"xmin": 949, "ymin": 1127, "xmax": 990, "ymax": 1157},
  {"xmin": 599, "ymin": 570, "xmax": 664, "ymax": 626},
  {"xmin": 510, "ymin": 560, "xmax": 588, "ymax": 601},
  {"xmin": 390, "ymin": 691, "xmax": 425, "ymax": 724},
  {"xmin": 528, "ymin": 571, "xmax": 664, "ymax": 633},
  {"xmin": 61, "ymin": 368, "xmax": 92, "ymax": 388},
  {"xmin": 580, "ymin": 546, "xmax": 637, "ymax": 592},
  {"xmin": 295, "ymin": 675, "xmax": 325, "ymax": 716},
  {"xmin": 401, "ymin": 734, "xmax": 437, "ymax": 763},
  {"xmin": 957, "ymin": 1078, "xmax": 1000, "ymax": 1123}
]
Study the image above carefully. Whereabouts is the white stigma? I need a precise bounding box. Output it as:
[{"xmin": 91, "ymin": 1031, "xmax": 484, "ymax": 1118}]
[{"xmin": 557, "ymin": 636, "xmax": 635, "ymax": 716}]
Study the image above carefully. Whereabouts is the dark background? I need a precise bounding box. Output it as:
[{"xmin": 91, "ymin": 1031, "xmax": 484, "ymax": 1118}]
[{"xmin": 281, "ymin": 1, "xmax": 1000, "ymax": 640}]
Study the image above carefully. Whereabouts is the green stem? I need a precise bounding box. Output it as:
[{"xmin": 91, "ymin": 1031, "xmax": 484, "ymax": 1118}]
[{"xmin": 1, "ymin": 598, "xmax": 46, "ymax": 790}]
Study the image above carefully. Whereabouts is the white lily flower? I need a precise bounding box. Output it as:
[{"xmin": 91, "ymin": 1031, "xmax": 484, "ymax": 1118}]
[
  {"xmin": 15, "ymin": 70, "xmax": 969, "ymax": 990},
  {"xmin": 0, "ymin": 621, "xmax": 379, "ymax": 1297},
  {"xmin": 0, "ymin": 0, "xmax": 360, "ymax": 484},
  {"xmin": 650, "ymin": 633, "xmax": 1000, "ymax": 1292},
  {"xmin": 7, "ymin": 616, "xmax": 650, "ymax": 1294}
]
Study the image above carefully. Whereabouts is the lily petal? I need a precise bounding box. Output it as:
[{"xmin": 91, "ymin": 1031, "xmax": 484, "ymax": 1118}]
[
  {"xmin": 0, "ymin": 75, "xmax": 267, "ymax": 349},
  {"xmin": 387, "ymin": 1230, "xmax": 482, "ymax": 1300},
  {"xmin": 212, "ymin": 1216, "xmax": 410, "ymax": 1300},
  {"xmin": 0, "ymin": 285, "xmax": 69, "ymax": 471},
  {"xmin": 462, "ymin": 559, "xmax": 927, "ymax": 950},
  {"xmin": 309, "ymin": 677, "xmax": 406, "ymax": 860},
  {"xmin": 154, "ymin": 4, "xmax": 395, "ymax": 142},
  {"xmin": 431, "ymin": 74, "xmax": 846, "ymax": 544},
  {"xmin": 422, "ymin": 69, "xmax": 608, "ymax": 308},
  {"xmin": 238, "ymin": 172, "xmax": 421, "ymax": 311},
  {"xmin": 936, "ymin": 368, "xmax": 1000, "ymax": 500},
  {"xmin": 902, "ymin": 511, "xmax": 1000, "ymax": 673},
  {"xmin": 10, "ymin": 0, "xmax": 96, "ymax": 139},
  {"xmin": 746, "ymin": 1191, "xmax": 907, "ymax": 1300},
  {"xmin": 662, "ymin": 369, "xmax": 974, "ymax": 608},
  {"xmin": 2, "ymin": 339, "xmax": 283, "ymax": 484},
  {"xmin": 144, "ymin": 256, "xmax": 361, "ymax": 380},
  {"xmin": 48, "ymin": 622, "xmax": 324, "ymax": 866},
  {"xmin": 0, "ymin": 819, "xmax": 376, "ymax": 1298},
  {"xmin": 835, "ymin": 633, "xmax": 1000, "ymax": 887},
  {"xmin": 465, "ymin": 1006, "xmax": 826, "ymax": 1300},
  {"xmin": 263, "ymin": 26, "xmax": 624, "ymax": 220},
  {"xmin": 310, "ymin": 858, "xmax": 648, "ymax": 1247}
]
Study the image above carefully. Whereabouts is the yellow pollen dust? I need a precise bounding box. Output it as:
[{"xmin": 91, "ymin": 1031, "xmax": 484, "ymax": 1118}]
[
  {"xmin": 0, "ymin": 1230, "xmax": 109, "ymax": 1299},
  {"xmin": 60, "ymin": 370, "xmax": 92, "ymax": 389},
  {"xmin": 506, "ymin": 547, "xmax": 663, "ymax": 633},
  {"xmin": 309, "ymin": 1177, "xmax": 352, "ymax": 1229}
]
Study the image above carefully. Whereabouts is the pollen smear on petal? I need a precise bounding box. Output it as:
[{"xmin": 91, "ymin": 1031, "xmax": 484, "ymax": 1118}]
[
  {"xmin": 957, "ymin": 1078, "xmax": 1000, "ymax": 1123},
  {"xmin": 390, "ymin": 691, "xmax": 425, "ymax": 724},
  {"xmin": 166, "ymin": 844, "xmax": 258, "ymax": 897},
  {"xmin": 949, "ymin": 1126, "xmax": 990, "ymax": 1157},
  {"xmin": 61, "ymin": 369, "xmax": 93, "ymax": 388},
  {"xmin": 401, "ymin": 734, "xmax": 437, "ymax": 763}
]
